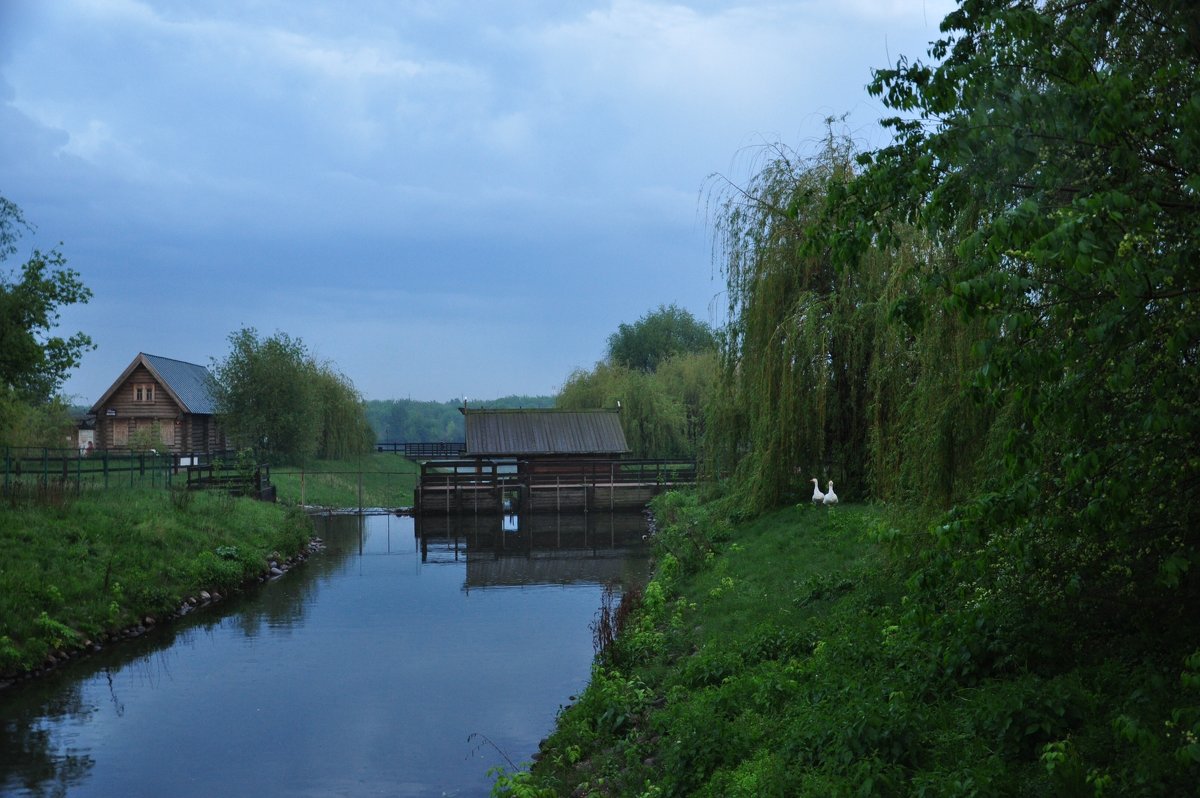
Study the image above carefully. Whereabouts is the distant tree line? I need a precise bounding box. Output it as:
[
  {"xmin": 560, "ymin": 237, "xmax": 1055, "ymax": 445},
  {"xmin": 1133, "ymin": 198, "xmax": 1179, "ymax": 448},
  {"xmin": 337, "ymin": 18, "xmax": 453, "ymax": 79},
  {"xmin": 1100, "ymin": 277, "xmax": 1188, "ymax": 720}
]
[{"xmin": 364, "ymin": 395, "xmax": 555, "ymax": 444}]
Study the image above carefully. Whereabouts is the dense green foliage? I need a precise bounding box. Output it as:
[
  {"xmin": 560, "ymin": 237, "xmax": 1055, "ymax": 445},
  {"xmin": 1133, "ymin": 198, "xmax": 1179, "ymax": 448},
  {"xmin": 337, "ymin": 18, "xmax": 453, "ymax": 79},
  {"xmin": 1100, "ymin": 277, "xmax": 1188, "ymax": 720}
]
[
  {"xmin": 519, "ymin": 497, "xmax": 1200, "ymax": 797},
  {"xmin": 0, "ymin": 197, "xmax": 93, "ymax": 446},
  {"xmin": 210, "ymin": 327, "xmax": 373, "ymax": 464},
  {"xmin": 607, "ymin": 304, "xmax": 716, "ymax": 373},
  {"xmin": 0, "ymin": 489, "xmax": 312, "ymax": 676},
  {"xmin": 313, "ymin": 366, "xmax": 376, "ymax": 459},
  {"xmin": 513, "ymin": 1, "xmax": 1200, "ymax": 795},
  {"xmin": 559, "ymin": 305, "xmax": 716, "ymax": 459},
  {"xmin": 364, "ymin": 395, "xmax": 555, "ymax": 443},
  {"xmin": 707, "ymin": 0, "xmax": 1199, "ymax": 662},
  {"xmin": 557, "ymin": 353, "xmax": 714, "ymax": 460}
]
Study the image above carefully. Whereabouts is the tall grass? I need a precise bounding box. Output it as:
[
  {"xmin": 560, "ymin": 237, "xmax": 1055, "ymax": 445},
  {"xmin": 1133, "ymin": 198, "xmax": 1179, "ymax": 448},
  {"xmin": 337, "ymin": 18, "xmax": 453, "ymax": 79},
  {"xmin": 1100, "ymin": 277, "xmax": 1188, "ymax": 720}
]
[
  {"xmin": 517, "ymin": 492, "xmax": 1200, "ymax": 797},
  {"xmin": 271, "ymin": 452, "xmax": 418, "ymax": 509},
  {"xmin": 0, "ymin": 489, "xmax": 312, "ymax": 676}
]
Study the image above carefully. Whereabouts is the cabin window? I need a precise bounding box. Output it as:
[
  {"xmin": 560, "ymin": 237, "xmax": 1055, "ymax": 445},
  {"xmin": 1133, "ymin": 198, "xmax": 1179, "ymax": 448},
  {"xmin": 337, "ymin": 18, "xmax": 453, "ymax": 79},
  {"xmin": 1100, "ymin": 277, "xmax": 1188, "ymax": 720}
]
[{"xmin": 134, "ymin": 384, "xmax": 155, "ymax": 402}]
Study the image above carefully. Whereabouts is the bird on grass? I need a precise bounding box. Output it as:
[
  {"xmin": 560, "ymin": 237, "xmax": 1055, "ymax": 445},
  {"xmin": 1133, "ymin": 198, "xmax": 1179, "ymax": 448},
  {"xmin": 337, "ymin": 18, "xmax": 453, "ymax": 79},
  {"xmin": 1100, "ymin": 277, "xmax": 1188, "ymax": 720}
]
[
  {"xmin": 823, "ymin": 480, "xmax": 838, "ymax": 506},
  {"xmin": 810, "ymin": 478, "xmax": 824, "ymax": 504}
]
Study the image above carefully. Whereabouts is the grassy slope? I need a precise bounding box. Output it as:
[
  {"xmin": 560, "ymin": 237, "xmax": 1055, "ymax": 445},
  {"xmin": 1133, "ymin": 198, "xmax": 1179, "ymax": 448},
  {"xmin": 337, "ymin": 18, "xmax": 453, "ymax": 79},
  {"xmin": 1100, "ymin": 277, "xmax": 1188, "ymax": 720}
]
[
  {"xmin": 271, "ymin": 453, "xmax": 418, "ymax": 509},
  {"xmin": 0, "ymin": 489, "xmax": 312, "ymax": 676},
  {"xmin": 518, "ymin": 494, "xmax": 1199, "ymax": 797}
]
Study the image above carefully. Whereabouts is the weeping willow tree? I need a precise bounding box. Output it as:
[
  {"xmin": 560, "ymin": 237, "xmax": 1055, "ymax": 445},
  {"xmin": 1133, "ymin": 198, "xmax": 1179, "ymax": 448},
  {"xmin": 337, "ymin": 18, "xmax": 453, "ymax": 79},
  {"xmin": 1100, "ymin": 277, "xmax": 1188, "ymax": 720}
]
[
  {"xmin": 707, "ymin": 132, "xmax": 999, "ymax": 512},
  {"xmin": 557, "ymin": 357, "xmax": 706, "ymax": 459},
  {"xmin": 314, "ymin": 365, "xmax": 375, "ymax": 460},
  {"xmin": 707, "ymin": 135, "xmax": 855, "ymax": 509}
]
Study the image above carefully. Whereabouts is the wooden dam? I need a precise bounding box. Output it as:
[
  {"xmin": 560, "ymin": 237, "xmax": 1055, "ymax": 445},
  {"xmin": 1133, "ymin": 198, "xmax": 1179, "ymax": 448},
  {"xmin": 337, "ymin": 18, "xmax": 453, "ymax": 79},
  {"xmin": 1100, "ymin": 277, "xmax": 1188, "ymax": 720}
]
[{"xmin": 412, "ymin": 408, "xmax": 696, "ymax": 515}]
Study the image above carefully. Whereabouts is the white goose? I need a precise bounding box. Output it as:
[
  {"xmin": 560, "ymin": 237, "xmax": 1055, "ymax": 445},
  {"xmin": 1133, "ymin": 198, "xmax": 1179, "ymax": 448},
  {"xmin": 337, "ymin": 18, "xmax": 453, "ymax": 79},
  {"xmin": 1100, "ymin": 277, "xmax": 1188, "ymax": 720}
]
[
  {"xmin": 810, "ymin": 478, "xmax": 824, "ymax": 504},
  {"xmin": 823, "ymin": 480, "xmax": 838, "ymax": 506}
]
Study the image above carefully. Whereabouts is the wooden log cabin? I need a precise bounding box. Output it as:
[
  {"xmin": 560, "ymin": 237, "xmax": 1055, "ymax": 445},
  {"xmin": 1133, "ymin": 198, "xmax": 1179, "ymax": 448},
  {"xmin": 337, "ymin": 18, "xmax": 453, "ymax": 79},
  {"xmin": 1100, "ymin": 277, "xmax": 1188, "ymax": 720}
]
[{"xmin": 89, "ymin": 353, "xmax": 228, "ymax": 453}]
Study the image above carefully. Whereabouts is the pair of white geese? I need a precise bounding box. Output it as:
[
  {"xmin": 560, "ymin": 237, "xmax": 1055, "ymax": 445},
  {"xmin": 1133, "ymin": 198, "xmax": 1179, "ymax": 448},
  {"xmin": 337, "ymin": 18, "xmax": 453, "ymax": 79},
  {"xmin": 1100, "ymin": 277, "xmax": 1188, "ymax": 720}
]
[{"xmin": 810, "ymin": 478, "xmax": 838, "ymax": 505}]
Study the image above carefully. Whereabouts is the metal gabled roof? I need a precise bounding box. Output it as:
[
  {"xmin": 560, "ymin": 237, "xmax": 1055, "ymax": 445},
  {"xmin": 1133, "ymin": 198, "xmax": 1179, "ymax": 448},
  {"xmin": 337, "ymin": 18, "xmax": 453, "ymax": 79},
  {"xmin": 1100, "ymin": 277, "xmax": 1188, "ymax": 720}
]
[
  {"xmin": 142, "ymin": 354, "xmax": 218, "ymax": 414},
  {"xmin": 89, "ymin": 353, "xmax": 218, "ymax": 415},
  {"xmin": 463, "ymin": 408, "xmax": 629, "ymax": 456}
]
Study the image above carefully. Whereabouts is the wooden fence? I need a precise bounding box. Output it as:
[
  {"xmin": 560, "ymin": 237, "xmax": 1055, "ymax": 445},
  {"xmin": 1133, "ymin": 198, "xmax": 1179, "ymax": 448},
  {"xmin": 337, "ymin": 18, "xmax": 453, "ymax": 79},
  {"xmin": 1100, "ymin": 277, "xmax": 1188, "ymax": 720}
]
[
  {"xmin": 375, "ymin": 441, "xmax": 464, "ymax": 458},
  {"xmin": 414, "ymin": 458, "xmax": 697, "ymax": 514},
  {"xmin": 0, "ymin": 447, "xmax": 268, "ymax": 498}
]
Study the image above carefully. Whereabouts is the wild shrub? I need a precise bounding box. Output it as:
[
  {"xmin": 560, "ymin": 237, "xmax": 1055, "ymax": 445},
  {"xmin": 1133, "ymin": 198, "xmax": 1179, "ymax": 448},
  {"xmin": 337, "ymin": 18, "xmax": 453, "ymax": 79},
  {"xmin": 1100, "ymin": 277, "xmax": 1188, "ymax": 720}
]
[{"xmin": 591, "ymin": 582, "xmax": 643, "ymax": 660}]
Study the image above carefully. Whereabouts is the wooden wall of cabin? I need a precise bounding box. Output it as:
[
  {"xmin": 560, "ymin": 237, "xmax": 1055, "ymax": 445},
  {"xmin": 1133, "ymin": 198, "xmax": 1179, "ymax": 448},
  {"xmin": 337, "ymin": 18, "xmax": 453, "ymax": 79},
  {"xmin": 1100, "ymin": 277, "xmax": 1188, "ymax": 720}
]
[{"xmin": 93, "ymin": 365, "xmax": 179, "ymax": 451}]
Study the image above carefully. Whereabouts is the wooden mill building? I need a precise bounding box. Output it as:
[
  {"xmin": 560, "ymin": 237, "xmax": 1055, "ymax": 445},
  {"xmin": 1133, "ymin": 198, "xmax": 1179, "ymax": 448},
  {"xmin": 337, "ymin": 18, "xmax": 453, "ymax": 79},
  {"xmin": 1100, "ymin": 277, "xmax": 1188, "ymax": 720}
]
[
  {"xmin": 414, "ymin": 408, "xmax": 696, "ymax": 514},
  {"xmin": 463, "ymin": 407, "xmax": 630, "ymax": 466},
  {"xmin": 89, "ymin": 353, "xmax": 227, "ymax": 453}
]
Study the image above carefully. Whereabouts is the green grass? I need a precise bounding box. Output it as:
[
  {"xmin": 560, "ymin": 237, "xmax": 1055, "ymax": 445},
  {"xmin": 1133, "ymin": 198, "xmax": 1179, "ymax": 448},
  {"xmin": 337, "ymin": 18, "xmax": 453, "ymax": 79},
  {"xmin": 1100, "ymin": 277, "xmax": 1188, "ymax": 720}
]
[
  {"xmin": 513, "ymin": 492, "xmax": 1200, "ymax": 797},
  {"xmin": 2, "ymin": 448, "xmax": 178, "ymax": 492},
  {"xmin": 516, "ymin": 495, "xmax": 888, "ymax": 796},
  {"xmin": 0, "ymin": 488, "xmax": 312, "ymax": 676},
  {"xmin": 271, "ymin": 452, "xmax": 418, "ymax": 509}
]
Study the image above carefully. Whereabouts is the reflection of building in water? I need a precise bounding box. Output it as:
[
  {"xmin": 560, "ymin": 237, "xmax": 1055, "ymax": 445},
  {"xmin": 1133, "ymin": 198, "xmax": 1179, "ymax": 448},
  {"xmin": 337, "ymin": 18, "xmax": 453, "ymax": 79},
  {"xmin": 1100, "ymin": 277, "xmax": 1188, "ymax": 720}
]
[{"xmin": 415, "ymin": 511, "xmax": 651, "ymax": 589}]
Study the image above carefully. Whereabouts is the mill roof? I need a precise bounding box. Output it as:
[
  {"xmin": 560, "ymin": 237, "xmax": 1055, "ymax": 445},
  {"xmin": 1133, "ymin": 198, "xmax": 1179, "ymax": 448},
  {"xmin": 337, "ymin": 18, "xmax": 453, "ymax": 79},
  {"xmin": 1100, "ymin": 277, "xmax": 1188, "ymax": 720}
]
[
  {"xmin": 89, "ymin": 353, "xmax": 218, "ymax": 415},
  {"xmin": 463, "ymin": 408, "xmax": 629, "ymax": 457}
]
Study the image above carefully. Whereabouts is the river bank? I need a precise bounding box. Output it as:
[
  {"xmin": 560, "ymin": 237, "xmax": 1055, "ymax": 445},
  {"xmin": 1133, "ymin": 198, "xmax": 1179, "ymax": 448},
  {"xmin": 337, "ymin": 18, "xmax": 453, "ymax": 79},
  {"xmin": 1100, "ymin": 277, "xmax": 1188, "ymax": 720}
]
[
  {"xmin": 0, "ymin": 488, "xmax": 313, "ymax": 683},
  {"xmin": 510, "ymin": 490, "xmax": 1200, "ymax": 796},
  {"xmin": 270, "ymin": 452, "xmax": 418, "ymax": 509}
]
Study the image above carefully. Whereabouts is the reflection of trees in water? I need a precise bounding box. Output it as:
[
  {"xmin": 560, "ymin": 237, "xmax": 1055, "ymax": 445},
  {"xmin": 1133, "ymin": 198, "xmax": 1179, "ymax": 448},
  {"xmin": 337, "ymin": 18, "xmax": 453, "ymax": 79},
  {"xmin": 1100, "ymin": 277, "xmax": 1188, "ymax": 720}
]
[
  {"xmin": 225, "ymin": 513, "xmax": 366, "ymax": 638},
  {"xmin": 0, "ymin": 681, "xmax": 96, "ymax": 797},
  {"xmin": 0, "ymin": 510, "xmax": 645, "ymax": 794},
  {"xmin": 0, "ymin": 638, "xmax": 195, "ymax": 795},
  {"xmin": 0, "ymin": 516, "xmax": 365, "ymax": 797}
]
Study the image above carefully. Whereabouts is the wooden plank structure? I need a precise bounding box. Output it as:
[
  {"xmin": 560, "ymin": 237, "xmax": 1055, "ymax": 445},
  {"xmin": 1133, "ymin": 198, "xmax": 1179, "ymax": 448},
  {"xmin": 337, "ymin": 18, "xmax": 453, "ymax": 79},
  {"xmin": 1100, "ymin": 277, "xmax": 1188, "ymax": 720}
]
[
  {"xmin": 184, "ymin": 461, "xmax": 276, "ymax": 502},
  {"xmin": 89, "ymin": 353, "xmax": 228, "ymax": 453},
  {"xmin": 413, "ymin": 408, "xmax": 695, "ymax": 514},
  {"xmin": 375, "ymin": 441, "xmax": 464, "ymax": 458},
  {"xmin": 414, "ymin": 457, "xmax": 696, "ymax": 514}
]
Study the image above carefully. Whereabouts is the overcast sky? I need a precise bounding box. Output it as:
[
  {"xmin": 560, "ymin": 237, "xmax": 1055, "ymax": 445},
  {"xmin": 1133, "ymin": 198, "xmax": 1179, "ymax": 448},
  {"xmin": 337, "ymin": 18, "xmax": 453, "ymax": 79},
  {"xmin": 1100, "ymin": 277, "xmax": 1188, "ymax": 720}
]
[{"xmin": 1, "ymin": 0, "xmax": 952, "ymax": 403}]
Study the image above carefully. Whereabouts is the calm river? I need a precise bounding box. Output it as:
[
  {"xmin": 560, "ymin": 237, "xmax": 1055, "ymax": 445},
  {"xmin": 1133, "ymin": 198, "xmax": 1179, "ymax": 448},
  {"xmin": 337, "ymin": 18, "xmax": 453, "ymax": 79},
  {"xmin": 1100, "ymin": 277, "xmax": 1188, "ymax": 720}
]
[{"xmin": 0, "ymin": 511, "xmax": 651, "ymax": 797}]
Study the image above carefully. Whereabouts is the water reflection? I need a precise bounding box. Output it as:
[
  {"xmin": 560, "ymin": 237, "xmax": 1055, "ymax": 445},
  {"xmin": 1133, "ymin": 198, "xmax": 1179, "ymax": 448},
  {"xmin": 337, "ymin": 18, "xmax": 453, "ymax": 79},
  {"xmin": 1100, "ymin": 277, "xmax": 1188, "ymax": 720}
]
[
  {"xmin": 0, "ymin": 511, "xmax": 648, "ymax": 798},
  {"xmin": 417, "ymin": 511, "xmax": 651, "ymax": 589}
]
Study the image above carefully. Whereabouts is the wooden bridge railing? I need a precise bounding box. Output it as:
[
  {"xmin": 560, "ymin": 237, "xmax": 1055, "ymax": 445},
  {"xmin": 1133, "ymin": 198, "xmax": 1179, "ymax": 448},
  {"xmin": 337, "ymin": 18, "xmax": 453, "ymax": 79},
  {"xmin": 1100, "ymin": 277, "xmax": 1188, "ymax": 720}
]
[
  {"xmin": 418, "ymin": 458, "xmax": 697, "ymax": 486},
  {"xmin": 414, "ymin": 457, "xmax": 697, "ymax": 514},
  {"xmin": 184, "ymin": 461, "xmax": 276, "ymax": 502},
  {"xmin": 376, "ymin": 441, "xmax": 465, "ymax": 458}
]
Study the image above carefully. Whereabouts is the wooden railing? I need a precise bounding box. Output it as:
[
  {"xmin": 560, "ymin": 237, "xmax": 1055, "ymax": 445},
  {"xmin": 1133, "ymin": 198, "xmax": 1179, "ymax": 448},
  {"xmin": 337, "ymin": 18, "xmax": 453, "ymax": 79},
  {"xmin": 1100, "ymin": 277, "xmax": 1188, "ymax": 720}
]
[
  {"xmin": 418, "ymin": 458, "xmax": 696, "ymax": 486},
  {"xmin": 414, "ymin": 457, "xmax": 697, "ymax": 514},
  {"xmin": 376, "ymin": 441, "xmax": 464, "ymax": 458},
  {"xmin": 0, "ymin": 447, "xmax": 268, "ymax": 498},
  {"xmin": 184, "ymin": 462, "xmax": 275, "ymax": 501}
]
